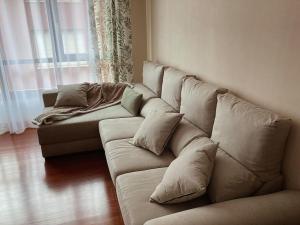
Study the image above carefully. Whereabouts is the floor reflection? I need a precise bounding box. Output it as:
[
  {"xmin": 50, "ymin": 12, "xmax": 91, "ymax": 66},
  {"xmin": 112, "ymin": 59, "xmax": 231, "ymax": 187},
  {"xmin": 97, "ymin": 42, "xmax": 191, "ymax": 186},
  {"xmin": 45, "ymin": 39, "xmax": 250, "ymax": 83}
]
[{"xmin": 0, "ymin": 129, "xmax": 123, "ymax": 225}]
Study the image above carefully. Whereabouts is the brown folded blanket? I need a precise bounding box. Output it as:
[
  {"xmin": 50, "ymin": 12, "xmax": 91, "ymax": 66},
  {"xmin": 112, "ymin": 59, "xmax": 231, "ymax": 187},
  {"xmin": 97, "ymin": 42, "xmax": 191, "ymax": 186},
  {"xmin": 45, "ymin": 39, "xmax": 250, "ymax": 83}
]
[{"xmin": 33, "ymin": 82, "xmax": 129, "ymax": 125}]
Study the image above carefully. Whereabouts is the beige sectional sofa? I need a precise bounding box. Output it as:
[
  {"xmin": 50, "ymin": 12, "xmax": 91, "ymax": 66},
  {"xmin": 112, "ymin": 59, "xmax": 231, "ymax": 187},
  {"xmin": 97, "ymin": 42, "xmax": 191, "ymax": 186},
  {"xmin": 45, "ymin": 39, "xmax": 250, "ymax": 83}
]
[{"xmin": 37, "ymin": 62, "xmax": 300, "ymax": 225}]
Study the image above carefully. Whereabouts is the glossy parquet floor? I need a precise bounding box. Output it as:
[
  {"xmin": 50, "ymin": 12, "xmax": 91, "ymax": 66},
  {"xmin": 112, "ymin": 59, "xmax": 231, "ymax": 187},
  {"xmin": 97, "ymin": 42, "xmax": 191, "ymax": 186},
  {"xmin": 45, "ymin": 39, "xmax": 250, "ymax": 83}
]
[{"xmin": 0, "ymin": 129, "xmax": 124, "ymax": 225}]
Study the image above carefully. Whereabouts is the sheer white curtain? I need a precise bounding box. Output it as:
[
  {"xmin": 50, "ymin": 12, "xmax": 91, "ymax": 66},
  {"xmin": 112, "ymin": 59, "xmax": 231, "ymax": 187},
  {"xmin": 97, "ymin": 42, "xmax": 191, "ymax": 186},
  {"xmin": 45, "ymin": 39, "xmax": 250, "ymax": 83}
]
[{"xmin": 0, "ymin": 0, "xmax": 97, "ymax": 134}]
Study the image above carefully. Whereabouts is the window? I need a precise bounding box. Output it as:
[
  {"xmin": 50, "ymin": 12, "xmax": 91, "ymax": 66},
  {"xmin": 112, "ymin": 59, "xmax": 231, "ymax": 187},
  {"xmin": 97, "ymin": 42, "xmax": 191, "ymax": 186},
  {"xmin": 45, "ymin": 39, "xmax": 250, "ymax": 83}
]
[
  {"xmin": 26, "ymin": 0, "xmax": 89, "ymax": 64},
  {"xmin": 32, "ymin": 30, "xmax": 53, "ymax": 59},
  {"xmin": 0, "ymin": 0, "xmax": 94, "ymax": 91}
]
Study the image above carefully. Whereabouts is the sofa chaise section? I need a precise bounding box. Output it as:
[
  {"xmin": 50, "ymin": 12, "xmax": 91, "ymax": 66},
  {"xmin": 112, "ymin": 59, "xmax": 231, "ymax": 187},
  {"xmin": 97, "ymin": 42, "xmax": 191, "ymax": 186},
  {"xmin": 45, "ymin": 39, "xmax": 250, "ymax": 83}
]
[
  {"xmin": 38, "ymin": 83, "xmax": 156, "ymax": 157},
  {"xmin": 37, "ymin": 61, "xmax": 165, "ymax": 158},
  {"xmin": 38, "ymin": 104, "xmax": 134, "ymax": 157}
]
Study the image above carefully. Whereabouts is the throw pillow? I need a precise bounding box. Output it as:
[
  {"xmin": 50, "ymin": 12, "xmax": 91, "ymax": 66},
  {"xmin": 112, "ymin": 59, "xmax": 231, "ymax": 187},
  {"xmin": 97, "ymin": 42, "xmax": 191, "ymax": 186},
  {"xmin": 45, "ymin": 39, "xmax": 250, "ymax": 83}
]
[
  {"xmin": 150, "ymin": 138, "xmax": 218, "ymax": 204},
  {"xmin": 121, "ymin": 87, "xmax": 143, "ymax": 116},
  {"xmin": 131, "ymin": 111, "xmax": 183, "ymax": 155},
  {"xmin": 54, "ymin": 83, "xmax": 89, "ymax": 107}
]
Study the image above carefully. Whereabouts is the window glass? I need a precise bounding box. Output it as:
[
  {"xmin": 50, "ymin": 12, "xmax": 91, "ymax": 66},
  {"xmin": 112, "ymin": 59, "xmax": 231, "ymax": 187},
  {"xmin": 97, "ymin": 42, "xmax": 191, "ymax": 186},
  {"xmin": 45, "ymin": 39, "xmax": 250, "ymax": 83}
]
[
  {"xmin": 32, "ymin": 30, "xmax": 52, "ymax": 58},
  {"xmin": 62, "ymin": 30, "xmax": 86, "ymax": 55},
  {"xmin": 57, "ymin": 0, "xmax": 89, "ymax": 59}
]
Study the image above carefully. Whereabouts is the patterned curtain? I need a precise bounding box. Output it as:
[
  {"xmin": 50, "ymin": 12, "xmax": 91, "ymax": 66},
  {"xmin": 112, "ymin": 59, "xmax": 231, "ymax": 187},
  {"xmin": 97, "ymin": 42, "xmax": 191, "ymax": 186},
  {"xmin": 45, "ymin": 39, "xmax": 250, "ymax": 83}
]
[{"xmin": 89, "ymin": 0, "xmax": 133, "ymax": 83}]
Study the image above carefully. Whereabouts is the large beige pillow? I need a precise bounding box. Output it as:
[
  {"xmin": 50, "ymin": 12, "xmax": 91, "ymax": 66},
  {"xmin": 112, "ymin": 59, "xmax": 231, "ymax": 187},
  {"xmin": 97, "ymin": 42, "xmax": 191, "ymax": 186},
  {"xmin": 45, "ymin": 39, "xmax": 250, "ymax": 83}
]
[
  {"xmin": 150, "ymin": 138, "xmax": 218, "ymax": 204},
  {"xmin": 131, "ymin": 111, "xmax": 183, "ymax": 155},
  {"xmin": 180, "ymin": 77, "xmax": 227, "ymax": 135},
  {"xmin": 208, "ymin": 93, "xmax": 291, "ymax": 202},
  {"xmin": 54, "ymin": 83, "xmax": 89, "ymax": 107}
]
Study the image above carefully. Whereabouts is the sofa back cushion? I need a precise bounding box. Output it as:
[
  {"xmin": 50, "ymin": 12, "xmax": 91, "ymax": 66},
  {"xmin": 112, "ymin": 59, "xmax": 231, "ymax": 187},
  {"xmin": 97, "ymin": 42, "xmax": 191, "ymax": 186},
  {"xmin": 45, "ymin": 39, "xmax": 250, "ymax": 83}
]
[
  {"xmin": 180, "ymin": 77, "xmax": 227, "ymax": 135},
  {"xmin": 209, "ymin": 148, "xmax": 262, "ymax": 202},
  {"xmin": 140, "ymin": 98, "xmax": 175, "ymax": 118},
  {"xmin": 161, "ymin": 67, "xmax": 187, "ymax": 111},
  {"xmin": 133, "ymin": 83, "xmax": 157, "ymax": 106},
  {"xmin": 169, "ymin": 119, "xmax": 208, "ymax": 157},
  {"xmin": 143, "ymin": 61, "xmax": 164, "ymax": 96},
  {"xmin": 208, "ymin": 93, "xmax": 291, "ymax": 202}
]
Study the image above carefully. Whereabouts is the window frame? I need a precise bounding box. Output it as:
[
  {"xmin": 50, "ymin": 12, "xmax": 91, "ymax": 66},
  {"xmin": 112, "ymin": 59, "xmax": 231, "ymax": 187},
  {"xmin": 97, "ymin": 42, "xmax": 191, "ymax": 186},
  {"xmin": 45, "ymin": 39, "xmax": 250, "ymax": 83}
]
[
  {"xmin": 45, "ymin": 0, "xmax": 89, "ymax": 63},
  {"xmin": 2, "ymin": 0, "xmax": 89, "ymax": 66}
]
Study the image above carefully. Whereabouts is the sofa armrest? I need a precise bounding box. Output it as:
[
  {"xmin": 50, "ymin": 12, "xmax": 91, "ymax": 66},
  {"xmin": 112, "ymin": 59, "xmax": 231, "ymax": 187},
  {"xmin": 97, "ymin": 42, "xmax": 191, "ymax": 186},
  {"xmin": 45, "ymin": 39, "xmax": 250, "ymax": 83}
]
[
  {"xmin": 42, "ymin": 89, "xmax": 58, "ymax": 107},
  {"xmin": 144, "ymin": 190, "xmax": 300, "ymax": 225}
]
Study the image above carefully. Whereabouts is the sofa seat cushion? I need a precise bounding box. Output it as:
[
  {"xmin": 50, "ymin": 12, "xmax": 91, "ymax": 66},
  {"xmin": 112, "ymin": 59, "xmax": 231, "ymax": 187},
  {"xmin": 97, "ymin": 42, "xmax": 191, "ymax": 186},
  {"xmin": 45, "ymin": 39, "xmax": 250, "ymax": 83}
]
[
  {"xmin": 169, "ymin": 119, "xmax": 208, "ymax": 157},
  {"xmin": 38, "ymin": 104, "xmax": 133, "ymax": 145},
  {"xmin": 141, "ymin": 98, "xmax": 176, "ymax": 117},
  {"xmin": 104, "ymin": 139, "xmax": 175, "ymax": 184},
  {"xmin": 161, "ymin": 67, "xmax": 187, "ymax": 111},
  {"xmin": 144, "ymin": 191, "xmax": 300, "ymax": 225},
  {"xmin": 116, "ymin": 168, "xmax": 211, "ymax": 225},
  {"xmin": 99, "ymin": 117, "xmax": 144, "ymax": 145},
  {"xmin": 133, "ymin": 83, "xmax": 157, "ymax": 105}
]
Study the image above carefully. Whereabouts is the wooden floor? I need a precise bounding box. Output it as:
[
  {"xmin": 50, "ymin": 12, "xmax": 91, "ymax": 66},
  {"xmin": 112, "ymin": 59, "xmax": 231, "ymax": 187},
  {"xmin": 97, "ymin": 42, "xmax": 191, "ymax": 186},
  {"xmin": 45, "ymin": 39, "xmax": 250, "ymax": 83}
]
[{"xmin": 0, "ymin": 129, "xmax": 124, "ymax": 225}]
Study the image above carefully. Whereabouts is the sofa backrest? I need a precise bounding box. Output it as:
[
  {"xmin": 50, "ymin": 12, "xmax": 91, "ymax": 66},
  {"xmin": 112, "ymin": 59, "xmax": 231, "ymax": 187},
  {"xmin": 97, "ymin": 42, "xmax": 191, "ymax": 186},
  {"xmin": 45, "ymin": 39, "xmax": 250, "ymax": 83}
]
[
  {"xmin": 180, "ymin": 77, "xmax": 227, "ymax": 135},
  {"xmin": 208, "ymin": 93, "xmax": 291, "ymax": 202},
  {"xmin": 143, "ymin": 61, "xmax": 165, "ymax": 96},
  {"xmin": 140, "ymin": 98, "xmax": 176, "ymax": 118},
  {"xmin": 169, "ymin": 118, "xmax": 208, "ymax": 157},
  {"xmin": 133, "ymin": 83, "xmax": 157, "ymax": 106},
  {"xmin": 161, "ymin": 67, "xmax": 187, "ymax": 111}
]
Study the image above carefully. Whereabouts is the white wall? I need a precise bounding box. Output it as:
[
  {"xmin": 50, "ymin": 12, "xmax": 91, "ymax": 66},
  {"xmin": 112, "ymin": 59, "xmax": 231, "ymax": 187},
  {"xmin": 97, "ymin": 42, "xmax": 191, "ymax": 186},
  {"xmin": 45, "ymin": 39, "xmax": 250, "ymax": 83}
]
[{"xmin": 147, "ymin": 0, "xmax": 300, "ymax": 189}]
